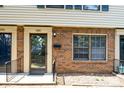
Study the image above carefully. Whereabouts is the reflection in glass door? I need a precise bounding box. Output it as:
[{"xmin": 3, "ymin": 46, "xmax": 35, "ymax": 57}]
[
  {"xmin": 0, "ymin": 33, "xmax": 12, "ymax": 72},
  {"xmin": 30, "ymin": 34, "xmax": 47, "ymax": 75}
]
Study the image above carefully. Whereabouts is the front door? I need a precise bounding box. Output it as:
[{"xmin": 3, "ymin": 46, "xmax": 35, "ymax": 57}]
[
  {"xmin": 30, "ymin": 34, "xmax": 47, "ymax": 75},
  {"xmin": 0, "ymin": 33, "xmax": 12, "ymax": 72},
  {"xmin": 120, "ymin": 35, "xmax": 124, "ymax": 65}
]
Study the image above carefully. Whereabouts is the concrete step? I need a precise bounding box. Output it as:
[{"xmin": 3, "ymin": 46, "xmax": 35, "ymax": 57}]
[{"xmin": 0, "ymin": 73, "xmax": 57, "ymax": 85}]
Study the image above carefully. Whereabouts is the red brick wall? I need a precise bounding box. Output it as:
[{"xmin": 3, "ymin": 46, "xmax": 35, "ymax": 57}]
[{"xmin": 53, "ymin": 27, "xmax": 115, "ymax": 74}]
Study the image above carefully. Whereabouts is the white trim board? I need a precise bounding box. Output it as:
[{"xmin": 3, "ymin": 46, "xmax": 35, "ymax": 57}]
[{"xmin": 24, "ymin": 27, "xmax": 52, "ymax": 73}]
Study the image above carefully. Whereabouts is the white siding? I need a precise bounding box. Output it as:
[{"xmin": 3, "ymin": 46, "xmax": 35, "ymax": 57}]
[{"xmin": 0, "ymin": 5, "xmax": 124, "ymax": 28}]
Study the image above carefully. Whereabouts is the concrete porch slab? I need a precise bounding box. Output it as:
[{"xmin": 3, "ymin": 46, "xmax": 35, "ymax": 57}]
[{"xmin": 0, "ymin": 73, "xmax": 56, "ymax": 85}]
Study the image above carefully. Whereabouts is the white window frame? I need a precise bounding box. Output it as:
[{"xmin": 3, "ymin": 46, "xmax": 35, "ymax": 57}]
[{"xmin": 72, "ymin": 33, "xmax": 108, "ymax": 62}]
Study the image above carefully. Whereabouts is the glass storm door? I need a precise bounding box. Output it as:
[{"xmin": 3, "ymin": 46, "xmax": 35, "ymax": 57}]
[
  {"xmin": 120, "ymin": 35, "xmax": 124, "ymax": 66},
  {"xmin": 0, "ymin": 33, "xmax": 12, "ymax": 72},
  {"xmin": 30, "ymin": 34, "xmax": 47, "ymax": 75}
]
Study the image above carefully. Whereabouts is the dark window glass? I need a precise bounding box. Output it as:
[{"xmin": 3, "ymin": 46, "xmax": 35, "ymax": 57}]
[
  {"xmin": 37, "ymin": 5, "xmax": 45, "ymax": 8},
  {"xmin": 73, "ymin": 35, "xmax": 89, "ymax": 60},
  {"xmin": 102, "ymin": 5, "xmax": 109, "ymax": 11},
  {"xmin": 0, "ymin": 34, "xmax": 12, "ymax": 65},
  {"xmin": 0, "ymin": 5, "xmax": 3, "ymax": 7},
  {"xmin": 65, "ymin": 5, "xmax": 73, "ymax": 9},
  {"xmin": 73, "ymin": 35, "xmax": 106, "ymax": 61},
  {"xmin": 120, "ymin": 36, "xmax": 124, "ymax": 63},
  {"xmin": 30, "ymin": 34, "xmax": 47, "ymax": 74},
  {"xmin": 91, "ymin": 36, "xmax": 106, "ymax": 60},
  {"xmin": 83, "ymin": 5, "xmax": 100, "ymax": 11},
  {"xmin": 74, "ymin": 5, "xmax": 82, "ymax": 10},
  {"xmin": 46, "ymin": 5, "xmax": 64, "ymax": 9}
]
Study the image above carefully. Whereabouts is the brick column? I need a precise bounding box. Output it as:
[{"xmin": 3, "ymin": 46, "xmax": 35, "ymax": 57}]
[{"xmin": 17, "ymin": 26, "xmax": 24, "ymax": 72}]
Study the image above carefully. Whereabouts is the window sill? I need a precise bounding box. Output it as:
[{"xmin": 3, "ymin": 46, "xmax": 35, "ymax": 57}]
[{"xmin": 73, "ymin": 60, "xmax": 108, "ymax": 64}]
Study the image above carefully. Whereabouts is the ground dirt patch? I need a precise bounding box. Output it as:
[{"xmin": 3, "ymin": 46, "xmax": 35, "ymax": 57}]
[{"xmin": 57, "ymin": 73, "xmax": 124, "ymax": 87}]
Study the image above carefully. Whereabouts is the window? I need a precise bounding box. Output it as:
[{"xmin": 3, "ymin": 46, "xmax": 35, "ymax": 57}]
[
  {"xmin": 91, "ymin": 36, "xmax": 106, "ymax": 60},
  {"xmin": 83, "ymin": 5, "xmax": 100, "ymax": 11},
  {"xmin": 0, "ymin": 5, "xmax": 3, "ymax": 7},
  {"xmin": 73, "ymin": 35, "xmax": 89, "ymax": 60},
  {"xmin": 65, "ymin": 5, "xmax": 73, "ymax": 9},
  {"xmin": 46, "ymin": 5, "xmax": 64, "ymax": 9},
  {"xmin": 74, "ymin": 5, "xmax": 82, "ymax": 10},
  {"xmin": 37, "ymin": 5, "xmax": 45, "ymax": 8},
  {"xmin": 73, "ymin": 35, "xmax": 106, "ymax": 61},
  {"xmin": 102, "ymin": 5, "xmax": 109, "ymax": 11}
]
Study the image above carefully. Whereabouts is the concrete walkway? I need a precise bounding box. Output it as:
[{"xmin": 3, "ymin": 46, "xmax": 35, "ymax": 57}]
[
  {"xmin": 116, "ymin": 74, "xmax": 124, "ymax": 81},
  {"xmin": 0, "ymin": 73, "xmax": 56, "ymax": 85}
]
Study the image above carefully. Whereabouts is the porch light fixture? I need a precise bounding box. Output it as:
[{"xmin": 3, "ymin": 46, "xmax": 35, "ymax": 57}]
[{"xmin": 53, "ymin": 32, "xmax": 57, "ymax": 37}]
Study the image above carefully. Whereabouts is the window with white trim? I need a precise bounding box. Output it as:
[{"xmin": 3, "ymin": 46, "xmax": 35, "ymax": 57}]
[{"xmin": 73, "ymin": 35, "xmax": 106, "ymax": 61}]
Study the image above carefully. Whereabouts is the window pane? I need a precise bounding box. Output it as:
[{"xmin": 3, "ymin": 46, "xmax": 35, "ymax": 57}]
[
  {"xmin": 101, "ymin": 36, "xmax": 106, "ymax": 48},
  {"xmin": 74, "ymin": 48, "xmax": 79, "ymax": 53},
  {"xmin": 46, "ymin": 5, "xmax": 64, "ymax": 8},
  {"xmin": 102, "ymin": 5, "xmax": 109, "ymax": 11},
  {"xmin": 0, "ymin": 5, "xmax": 3, "ymax": 7},
  {"xmin": 73, "ymin": 35, "xmax": 89, "ymax": 60},
  {"xmin": 74, "ymin": 42, "xmax": 78, "ymax": 47},
  {"xmin": 74, "ymin": 5, "xmax": 82, "ymax": 10},
  {"xmin": 37, "ymin": 5, "xmax": 45, "ymax": 8},
  {"xmin": 79, "ymin": 48, "xmax": 89, "ymax": 54},
  {"xmin": 91, "ymin": 36, "xmax": 106, "ymax": 60},
  {"xmin": 65, "ymin": 5, "xmax": 73, "ymax": 9},
  {"xmin": 83, "ymin": 5, "xmax": 100, "ymax": 11},
  {"xmin": 0, "ymin": 34, "xmax": 12, "ymax": 65},
  {"xmin": 73, "ymin": 35, "xmax": 78, "ymax": 42},
  {"xmin": 74, "ymin": 54, "xmax": 78, "ymax": 58},
  {"xmin": 79, "ymin": 54, "xmax": 89, "ymax": 60},
  {"xmin": 79, "ymin": 35, "xmax": 89, "ymax": 48}
]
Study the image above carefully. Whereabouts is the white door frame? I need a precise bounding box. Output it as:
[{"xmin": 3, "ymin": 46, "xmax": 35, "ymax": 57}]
[
  {"xmin": 24, "ymin": 27, "xmax": 52, "ymax": 74},
  {"xmin": 0, "ymin": 26, "xmax": 17, "ymax": 73},
  {"xmin": 115, "ymin": 29, "xmax": 124, "ymax": 60},
  {"xmin": 115, "ymin": 29, "xmax": 124, "ymax": 72}
]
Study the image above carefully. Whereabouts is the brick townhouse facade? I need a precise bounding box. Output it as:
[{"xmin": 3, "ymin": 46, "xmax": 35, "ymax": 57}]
[
  {"xmin": 15, "ymin": 26, "xmax": 115, "ymax": 74},
  {"xmin": 0, "ymin": 5, "xmax": 124, "ymax": 75}
]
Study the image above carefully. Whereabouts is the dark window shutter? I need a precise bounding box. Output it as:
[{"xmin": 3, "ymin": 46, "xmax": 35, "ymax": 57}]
[
  {"xmin": 37, "ymin": 5, "xmax": 45, "ymax": 8},
  {"xmin": 102, "ymin": 5, "xmax": 109, "ymax": 11},
  {"xmin": 65, "ymin": 5, "xmax": 73, "ymax": 9}
]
